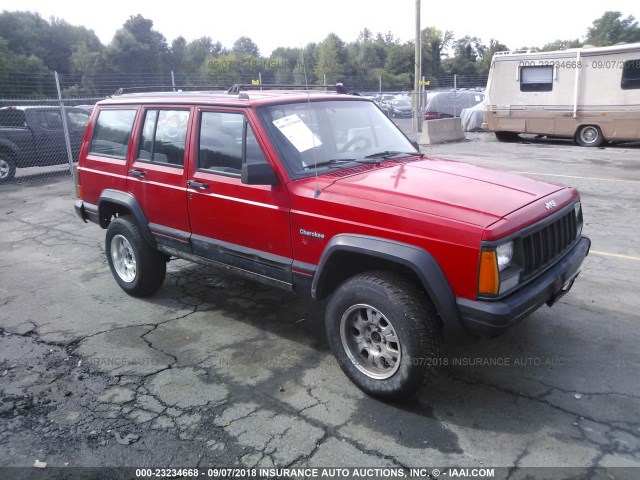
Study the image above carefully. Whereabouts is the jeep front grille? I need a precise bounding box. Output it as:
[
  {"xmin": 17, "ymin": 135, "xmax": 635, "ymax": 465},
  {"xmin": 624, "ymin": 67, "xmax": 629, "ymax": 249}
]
[{"xmin": 521, "ymin": 210, "xmax": 577, "ymax": 277}]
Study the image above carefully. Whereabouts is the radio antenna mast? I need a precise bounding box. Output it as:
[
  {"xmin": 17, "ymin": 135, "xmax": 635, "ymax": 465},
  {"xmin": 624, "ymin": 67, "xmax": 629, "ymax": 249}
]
[{"xmin": 301, "ymin": 48, "xmax": 321, "ymax": 198}]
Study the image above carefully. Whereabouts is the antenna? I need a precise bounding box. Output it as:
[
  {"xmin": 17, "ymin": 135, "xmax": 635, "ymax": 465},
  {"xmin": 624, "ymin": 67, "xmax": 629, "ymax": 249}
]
[{"xmin": 301, "ymin": 47, "xmax": 321, "ymax": 199}]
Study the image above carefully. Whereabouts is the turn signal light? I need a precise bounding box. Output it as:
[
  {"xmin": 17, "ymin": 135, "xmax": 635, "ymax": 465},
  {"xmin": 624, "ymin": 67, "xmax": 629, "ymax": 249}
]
[{"xmin": 478, "ymin": 250, "xmax": 499, "ymax": 295}]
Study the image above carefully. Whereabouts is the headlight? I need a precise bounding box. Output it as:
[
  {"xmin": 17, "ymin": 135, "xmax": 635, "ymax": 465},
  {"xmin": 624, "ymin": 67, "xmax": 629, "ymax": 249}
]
[{"xmin": 496, "ymin": 241, "xmax": 514, "ymax": 272}]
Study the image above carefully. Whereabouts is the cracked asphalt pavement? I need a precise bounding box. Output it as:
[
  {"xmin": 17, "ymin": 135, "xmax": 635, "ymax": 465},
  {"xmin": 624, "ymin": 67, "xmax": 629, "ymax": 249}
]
[{"xmin": 1, "ymin": 132, "xmax": 639, "ymax": 478}]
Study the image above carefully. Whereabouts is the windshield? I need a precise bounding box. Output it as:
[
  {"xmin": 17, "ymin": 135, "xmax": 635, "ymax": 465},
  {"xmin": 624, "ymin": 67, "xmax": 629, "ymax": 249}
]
[{"xmin": 257, "ymin": 100, "xmax": 418, "ymax": 178}]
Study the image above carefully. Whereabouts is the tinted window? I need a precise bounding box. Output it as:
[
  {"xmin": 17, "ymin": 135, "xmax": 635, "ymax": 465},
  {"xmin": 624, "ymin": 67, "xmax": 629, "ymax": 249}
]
[
  {"xmin": 621, "ymin": 59, "xmax": 640, "ymax": 90},
  {"xmin": 89, "ymin": 109, "xmax": 137, "ymax": 159},
  {"xmin": 198, "ymin": 112, "xmax": 244, "ymax": 174},
  {"xmin": 138, "ymin": 109, "xmax": 189, "ymax": 166},
  {"xmin": 520, "ymin": 66, "xmax": 553, "ymax": 92},
  {"xmin": 0, "ymin": 109, "xmax": 26, "ymax": 127}
]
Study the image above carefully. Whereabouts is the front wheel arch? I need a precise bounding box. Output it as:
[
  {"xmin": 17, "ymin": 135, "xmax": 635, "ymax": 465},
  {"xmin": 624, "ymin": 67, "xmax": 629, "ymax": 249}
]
[{"xmin": 312, "ymin": 235, "xmax": 466, "ymax": 338}]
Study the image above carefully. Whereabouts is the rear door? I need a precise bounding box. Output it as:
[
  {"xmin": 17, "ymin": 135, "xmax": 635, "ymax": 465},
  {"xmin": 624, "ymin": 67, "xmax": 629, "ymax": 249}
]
[
  {"xmin": 126, "ymin": 106, "xmax": 192, "ymax": 250},
  {"xmin": 186, "ymin": 108, "xmax": 293, "ymax": 286}
]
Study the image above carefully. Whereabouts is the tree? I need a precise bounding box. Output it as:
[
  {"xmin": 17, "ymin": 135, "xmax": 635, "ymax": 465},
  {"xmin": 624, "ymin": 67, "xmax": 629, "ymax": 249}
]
[
  {"xmin": 316, "ymin": 33, "xmax": 348, "ymax": 83},
  {"xmin": 46, "ymin": 18, "xmax": 102, "ymax": 73},
  {"xmin": 586, "ymin": 11, "xmax": 640, "ymax": 46},
  {"xmin": 541, "ymin": 39, "xmax": 583, "ymax": 52},
  {"xmin": 446, "ymin": 36, "xmax": 486, "ymax": 76},
  {"xmin": 0, "ymin": 37, "xmax": 51, "ymax": 97},
  {"xmin": 232, "ymin": 36, "xmax": 259, "ymax": 57},
  {"xmin": 421, "ymin": 27, "xmax": 453, "ymax": 77},
  {"xmin": 0, "ymin": 11, "xmax": 49, "ymax": 59},
  {"xmin": 0, "ymin": 11, "xmax": 102, "ymax": 74},
  {"xmin": 385, "ymin": 42, "xmax": 414, "ymax": 76},
  {"xmin": 104, "ymin": 14, "xmax": 169, "ymax": 77},
  {"xmin": 477, "ymin": 39, "xmax": 509, "ymax": 75}
]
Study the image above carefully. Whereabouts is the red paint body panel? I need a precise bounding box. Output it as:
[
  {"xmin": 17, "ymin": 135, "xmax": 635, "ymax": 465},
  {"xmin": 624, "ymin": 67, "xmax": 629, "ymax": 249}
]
[{"xmin": 76, "ymin": 91, "xmax": 584, "ymax": 304}]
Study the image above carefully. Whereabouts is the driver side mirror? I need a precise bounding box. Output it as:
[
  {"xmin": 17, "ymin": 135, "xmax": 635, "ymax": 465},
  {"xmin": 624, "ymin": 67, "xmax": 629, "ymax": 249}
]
[{"xmin": 241, "ymin": 162, "xmax": 279, "ymax": 186}]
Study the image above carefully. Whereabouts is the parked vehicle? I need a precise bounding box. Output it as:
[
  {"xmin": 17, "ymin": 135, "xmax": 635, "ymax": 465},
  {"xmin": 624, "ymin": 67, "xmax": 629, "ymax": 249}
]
[
  {"xmin": 423, "ymin": 90, "xmax": 485, "ymax": 120},
  {"xmin": 460, "ymin": 102, "xmax": 486, "ymax": 132},
  {"xmin": 74, "ymin": 86, "xmax": 590, "ymax": 400},
  {"xmin": 485, "ymin": 42, "xmax": 640, "ymax": 146},
  {"xmin": 376, "ymin": 94, "xmax": 397, "ymax": 116},
  {"xmin": 387, "ymin": 99, "xmax": 414, "ymax": 118},
  {"xmin": 0, "ymin": 106, "xmax": 90, "ymax": 182}
]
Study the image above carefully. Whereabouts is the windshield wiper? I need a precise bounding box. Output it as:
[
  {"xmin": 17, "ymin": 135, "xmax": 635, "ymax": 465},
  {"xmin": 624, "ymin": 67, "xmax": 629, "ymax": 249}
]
[
  {"xmin": 303, "ymin": 158, "xmax": 379, "ymax": 169},
  {"xmin": 364, "ymin": 150, "xmax": 424, "ymax": 159}
]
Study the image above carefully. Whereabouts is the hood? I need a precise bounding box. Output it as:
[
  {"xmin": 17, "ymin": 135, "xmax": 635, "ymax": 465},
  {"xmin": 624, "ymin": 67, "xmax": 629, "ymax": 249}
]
[{"xmin": 323, "ymin": 157, "xmax": 564, "ymax": 228}]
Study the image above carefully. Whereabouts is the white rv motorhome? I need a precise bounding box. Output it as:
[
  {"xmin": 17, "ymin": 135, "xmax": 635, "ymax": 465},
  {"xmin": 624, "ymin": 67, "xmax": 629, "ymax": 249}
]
[{"xmin": 484, "ymin": 43, "xmax": 640, "ymax": 146}]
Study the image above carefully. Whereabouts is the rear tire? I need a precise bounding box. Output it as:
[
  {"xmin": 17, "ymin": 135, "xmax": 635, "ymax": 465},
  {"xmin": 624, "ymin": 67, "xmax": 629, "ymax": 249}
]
[
  {"xmin": 325, "ymin": 271, "xmax": 443, "ymax": 401},
  {"xmin": 0, "ymin": 156, "xmax": 16, "ymax": 183},
  {"xmin": 575, "ymin": 125, "xmax": 604, "ymax": 147},
  {"xmin": 494, "ymin": 131, "xmax": 520, "ymax": 142},
  {"xmin": 105, "ymin": 215, "xmax": 166, "ymax": 297}
]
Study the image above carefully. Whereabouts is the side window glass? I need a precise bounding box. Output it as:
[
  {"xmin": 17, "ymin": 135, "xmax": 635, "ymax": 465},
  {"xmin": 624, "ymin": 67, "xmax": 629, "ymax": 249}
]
[
  {"xmin": 198, "ymin": 112, "xmax": 244, "ymax": 174},
  {"xmin": 41, "ymin": 111, "xmax": 63, "ymax": 129},
  {"xmin": 89, "ymin": 109, "xmax": 137, "ymax": 159},
  {"xmin": 520, "ymin": 66, "xmax": 553, "ymax": 92},
  {"xmin": 137, "ymin": 109, "xmax": 189, "ymax": 166},
  {"xmin": 245, "ymin": 126, "xmax": 268, "ymax": 165},
  {"xmin": 68, "ymin": 111, "xmax": 90, "ymax": 129},
  {"xmin": 621, "ymin": 59, "xmax": 640, "ymax": 90}
]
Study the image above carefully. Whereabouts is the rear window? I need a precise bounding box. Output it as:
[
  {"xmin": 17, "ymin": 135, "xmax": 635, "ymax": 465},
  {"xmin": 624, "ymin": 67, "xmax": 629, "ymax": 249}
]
[
  {"xmin": 0, "ymin": 109, "xmax": 26, "ymax": 128},
  {"xmin": 520, "ymin": 65, "xmax": 553, "ymax": 92},
  {"xmin": 89, "ymin": 109, "xmax": 137, "ymax": 159}
]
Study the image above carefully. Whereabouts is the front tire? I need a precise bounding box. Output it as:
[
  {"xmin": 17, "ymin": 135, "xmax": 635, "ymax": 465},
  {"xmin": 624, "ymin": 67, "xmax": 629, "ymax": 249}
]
[
  {"xmin": 325, "ymin": 271, "xmax": 443, "ymax": 401},
  {"xmin": 575, "ymin": 125, "xmax": 604, "ymax": 147},
  {"xmin": 105, "ymin": 216, "xmax": 166, "ymax": 297},
  {"xmin": 0, "ymin": 156, "xmax": 16, "ymax": 183}
]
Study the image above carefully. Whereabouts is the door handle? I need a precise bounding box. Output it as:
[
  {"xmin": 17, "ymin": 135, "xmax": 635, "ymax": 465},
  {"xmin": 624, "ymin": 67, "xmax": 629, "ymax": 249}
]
[
  {"xmin": 187, "ymin": 180, "xmax": 209, "ymax": 189},
  {"xmin": 129, "ymin": 169, "xmax": 146, "ymax": 178}
]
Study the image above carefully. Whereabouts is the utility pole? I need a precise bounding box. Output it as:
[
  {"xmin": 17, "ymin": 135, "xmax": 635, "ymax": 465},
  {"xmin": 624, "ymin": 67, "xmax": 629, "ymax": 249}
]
[{"xmin": 413, "ymin": 0, "xmax": 421, "ymax": 133}]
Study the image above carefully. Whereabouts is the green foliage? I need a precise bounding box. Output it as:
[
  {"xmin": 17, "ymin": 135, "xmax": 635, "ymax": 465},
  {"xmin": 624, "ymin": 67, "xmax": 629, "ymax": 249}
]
[
  {"xmin": 0, "ymin": 37, "xmax": 52, "ymax": 97},
  {"xmin": 476, "ymin": 39, "xmax": 509, "ymax": 75},
  {"xmin": 1, "ymin": 9, "xmax": 639, "ymax": 97},
  {"xmin": 541, "ymin": 39, "xmax": 583, "ymax": 52},
  {"xmin": 232, "ymin": 37, "xmax": 259, "ymax": 57},
  {"xmin": 422, "ymin": 27, "xmax": 453, "ymax": 77},
  {"xmin": 586, "ymin": 11, "xmax": 640, "ymax": 46}
]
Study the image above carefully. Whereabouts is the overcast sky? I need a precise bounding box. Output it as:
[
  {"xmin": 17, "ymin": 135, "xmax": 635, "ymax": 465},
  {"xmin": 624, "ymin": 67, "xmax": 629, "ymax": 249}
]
[{"xmin": 3, "ymin": 0, "xmax": 639, "ymax": 55}]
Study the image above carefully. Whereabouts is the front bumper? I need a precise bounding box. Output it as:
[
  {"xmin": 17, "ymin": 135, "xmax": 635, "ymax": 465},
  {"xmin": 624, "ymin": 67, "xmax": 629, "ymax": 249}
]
[{"xmin": 457, "ymin": 236, "xmax": 591, "ymax": 337}]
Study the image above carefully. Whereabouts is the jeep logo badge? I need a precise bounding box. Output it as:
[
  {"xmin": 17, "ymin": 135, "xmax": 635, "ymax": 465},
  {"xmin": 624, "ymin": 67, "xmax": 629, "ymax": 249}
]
[{"xmin": 545, "ymin": 200, "xmax": 557, "ymax": 210}]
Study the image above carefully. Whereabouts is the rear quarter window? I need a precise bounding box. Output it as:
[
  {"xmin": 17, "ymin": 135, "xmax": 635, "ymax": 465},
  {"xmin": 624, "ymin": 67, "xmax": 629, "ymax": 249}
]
[{"xmin": 89, "ymin": 109, "xmax": 137, "ymax": 159}]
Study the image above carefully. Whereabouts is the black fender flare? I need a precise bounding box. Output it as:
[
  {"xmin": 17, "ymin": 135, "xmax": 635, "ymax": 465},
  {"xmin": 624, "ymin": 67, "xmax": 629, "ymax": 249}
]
[
  {"xmin": 98, "ymin": 189, "xmax": 156, "ymax": 247},
  {"xmin": 312, "ymin": 234, "xmax": 467, "ymax": 337}
]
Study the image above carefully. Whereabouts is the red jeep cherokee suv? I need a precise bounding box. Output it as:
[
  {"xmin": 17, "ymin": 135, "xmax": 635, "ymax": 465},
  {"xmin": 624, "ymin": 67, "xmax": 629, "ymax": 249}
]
[{"xmin": 74, "ymin": 86, "xmax": 590, "ymax": 400}]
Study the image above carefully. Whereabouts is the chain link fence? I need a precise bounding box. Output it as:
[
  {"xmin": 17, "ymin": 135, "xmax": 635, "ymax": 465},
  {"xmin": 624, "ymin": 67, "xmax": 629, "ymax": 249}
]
[{"xmin": 0, "ymin": 71, "xmax": 487, "ymax": 187}]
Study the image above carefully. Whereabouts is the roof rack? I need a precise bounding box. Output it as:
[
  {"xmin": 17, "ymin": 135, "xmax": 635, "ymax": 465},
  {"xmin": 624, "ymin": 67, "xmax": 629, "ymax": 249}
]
[
  {"xmin": 113, "ymin": 85, "xmax": 227, "ymax": 95},
  {"xmin": 227, "ymin": 83, "xmax": 342, "ymax": 94}
]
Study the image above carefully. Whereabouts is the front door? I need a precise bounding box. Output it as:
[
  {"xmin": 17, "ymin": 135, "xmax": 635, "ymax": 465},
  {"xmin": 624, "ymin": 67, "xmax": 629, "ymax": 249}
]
[{"xmin": 186, "ymin": 108, "xmax": 292, "ymax": 286}]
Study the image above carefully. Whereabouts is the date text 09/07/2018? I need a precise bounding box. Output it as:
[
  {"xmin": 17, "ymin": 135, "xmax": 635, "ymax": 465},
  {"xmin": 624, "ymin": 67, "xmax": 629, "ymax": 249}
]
[
  {"xmin": 135, "ymin": 467, "xmax": 497, "ymax": 478},
  {"xmin": 518, "ymin": 60, "xmax": 640, "ymax": 70}
]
